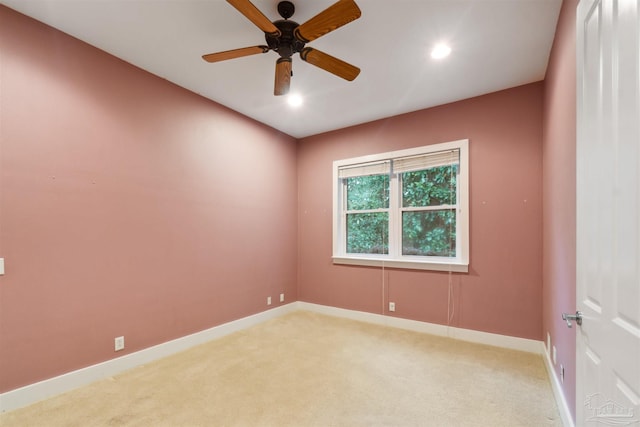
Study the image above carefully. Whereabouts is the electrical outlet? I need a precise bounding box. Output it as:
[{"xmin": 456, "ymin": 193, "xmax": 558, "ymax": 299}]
[
  {"xmin": 267, "ymin": 296, "xmax": 272, "ymax": 306},
  {"xmin": 560, "ymin": 364, "xmax": 565, "ymax": 383},
  {"xmin": 552, "ymin": 345, "xmax": 557, "ymax": 365},
  {"xmin": 114, "ymin": 336, "xmax": 125, "ymax": 352},
  {"xmin": 280, "ymin": 293, "xmax": 285, "ymax": 302},
  {"xmin": 389, "ymin": 302, "xmax": 396, "ymax": 312}
]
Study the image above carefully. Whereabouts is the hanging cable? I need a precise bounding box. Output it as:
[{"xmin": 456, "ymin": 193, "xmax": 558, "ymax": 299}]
[
  {"xmin": 446, "ymin": 151, "xmax": 456, "ymax": 337},
  {"xmin": 382, "ymin": 170, "xmax": 389, "ymax": 316},
  {"xmin": 382, "ymin": 260, "xmax": 386, "ymax": 315}
]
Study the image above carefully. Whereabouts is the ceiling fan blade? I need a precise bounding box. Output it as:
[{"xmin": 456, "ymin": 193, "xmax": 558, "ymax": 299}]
[
  {"xmin": 300, "ymin": 47, "xmax": 360, "ymax": 81},
  {"xmin": 294, "ymin": 0, "xmax": 361, "ymax": 43},
  {"xmin": 202, "ymin": 45, "xmax": 269, "ymax": 63},
  {"xmin": 274, "ymin": 58, "xmax": 292, "ymax": 96},
  {"xmin": 226, "ymin": 0, "xmax": 281, "ymax": 37}
]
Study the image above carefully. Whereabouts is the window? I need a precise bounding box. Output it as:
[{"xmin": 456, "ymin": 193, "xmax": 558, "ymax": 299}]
[{"xmin": 333, "ymin": 139, "xmax": 469, "ymax": 272}]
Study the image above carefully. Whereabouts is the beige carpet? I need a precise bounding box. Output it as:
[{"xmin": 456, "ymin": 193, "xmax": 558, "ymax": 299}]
[{"xmin": 0, "ymin": 311, "xmax": 561, "ymax": 426}]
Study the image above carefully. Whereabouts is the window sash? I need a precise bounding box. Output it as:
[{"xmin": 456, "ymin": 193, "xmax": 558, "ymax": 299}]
[
  {"xmin": 345, "ymin": 211, "xmax": 389, "ymax": 255},
  {"xmin": 400, "ymin": 165, "xmax": 458, "ymax": 209},
  {"xmin": 401, "ymin": 208, "xmax": 457, "ymax": 258},
  {"xmin": 400, "ymin": 204, "xmax": 457, "ymax": 212},
  {"xmin": 345, "ymin": 208, "xmax": 389, "ymax": 214}
]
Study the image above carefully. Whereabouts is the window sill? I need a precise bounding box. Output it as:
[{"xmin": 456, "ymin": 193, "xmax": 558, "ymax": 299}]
[{"xmin": 332, "ymin": 256, "xmax": 469, "ymax": 273}]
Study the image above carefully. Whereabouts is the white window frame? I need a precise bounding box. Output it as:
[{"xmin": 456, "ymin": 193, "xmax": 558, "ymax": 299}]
[{"xmin": 332, "ymin": 139, "xmax": 469, "ymax": 272}]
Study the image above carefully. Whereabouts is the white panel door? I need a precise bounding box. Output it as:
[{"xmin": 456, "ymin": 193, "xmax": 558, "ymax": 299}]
[{"xmin": 576, "ymin": 0, "xmax": 640, "ymax": 426}]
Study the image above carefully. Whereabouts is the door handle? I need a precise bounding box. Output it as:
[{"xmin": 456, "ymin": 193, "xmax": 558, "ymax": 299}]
[{"xmin": 562, "ymin": 311, "xmax": 583, "ymax": 328}]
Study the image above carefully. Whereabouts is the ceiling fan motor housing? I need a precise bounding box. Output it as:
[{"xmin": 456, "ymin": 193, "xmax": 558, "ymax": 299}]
[{"xmin": 266, "ymin": 19, "xmax": 305, "ymax": 59}]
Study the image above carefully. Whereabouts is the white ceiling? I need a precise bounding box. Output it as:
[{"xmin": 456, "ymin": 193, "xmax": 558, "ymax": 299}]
[{"xmin": 1, "ymin": 0, "xmax": 562, "ymax": 139}]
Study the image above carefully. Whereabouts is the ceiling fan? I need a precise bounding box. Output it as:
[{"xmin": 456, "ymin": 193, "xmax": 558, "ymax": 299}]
[{"xmin": 202, "ymin": 0, "xmax": 362, "ymax": 96}]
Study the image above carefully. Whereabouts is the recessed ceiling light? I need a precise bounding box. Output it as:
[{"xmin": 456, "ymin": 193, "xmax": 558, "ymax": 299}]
[
  {"xmin": 431, "ymin": 43, "xmax": 451, "ymax": 60},
  {"xmin": 288, "ymin": 93, "xmax": 303, "ymax": 108}
]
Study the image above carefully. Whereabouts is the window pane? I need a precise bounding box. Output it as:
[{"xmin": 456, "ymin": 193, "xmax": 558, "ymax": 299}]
[
  {"xmin": 347, "ymin": 212, "xmax": 388, "ymax": 254},
  {"xmin": 347, "ymin": 174, "xmax": 389, "ymax": 210},
  {"xmin": 402, "ymin": 210, "xmax": 456, "ymax": 257},
  {"xmin": 402, "ymin": 166, "xmax": 457, "ymax": 207}
]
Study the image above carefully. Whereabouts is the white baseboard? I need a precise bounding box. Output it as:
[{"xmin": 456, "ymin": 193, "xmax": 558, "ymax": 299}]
[
  {"xmin": 1, "ymin": 300, "xmax": 569, "ymax": 423},
  {"xmin": 300, "ymin": 302, "xmax": 578, "ymax": 425},
  {"xmin": 0, "ymin": 303, "xmax": 297, "ymax": 413},
  {"xmin": 297, "ymin": 302, "xmax": 543, "ymax": 354},
  {"xmin": 542, "ymin": 345, "xmax": 575, "ymax": 427}
]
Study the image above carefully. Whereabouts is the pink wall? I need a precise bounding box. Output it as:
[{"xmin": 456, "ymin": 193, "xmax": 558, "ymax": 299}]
[
  {"xmin": 0, "ymin": 6, "xmax": 297, "ymax": 392},
  {"xmin": 542, "ymin": 0, "xmax": 578, "ymax": 422},
  {"xmin": 298, "ymin": 83, "xmax": 544, "ymax": 340},
  {"xmin": 0, "ymin": 1, "xmax": 574, "ymax": 404}
]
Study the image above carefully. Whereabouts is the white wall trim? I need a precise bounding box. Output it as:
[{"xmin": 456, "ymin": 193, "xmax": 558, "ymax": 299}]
[
  {"xmin": 300, "ymin": 302, "xmax": 577, "ymax": 425},
  {"xmin": 297, "ymin": 302, "xmax": 543, "ymax": 354},
  {"xmin": 2, "ymin": 300, "xmax": 570, "ymax": 423},
  {"xmin": 0, "ymin": 304, "xmax": 297, "ymax": 413},
  {"xmin": 542, "ymin": 345, "xmax": 575, "ymax": 427}
]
